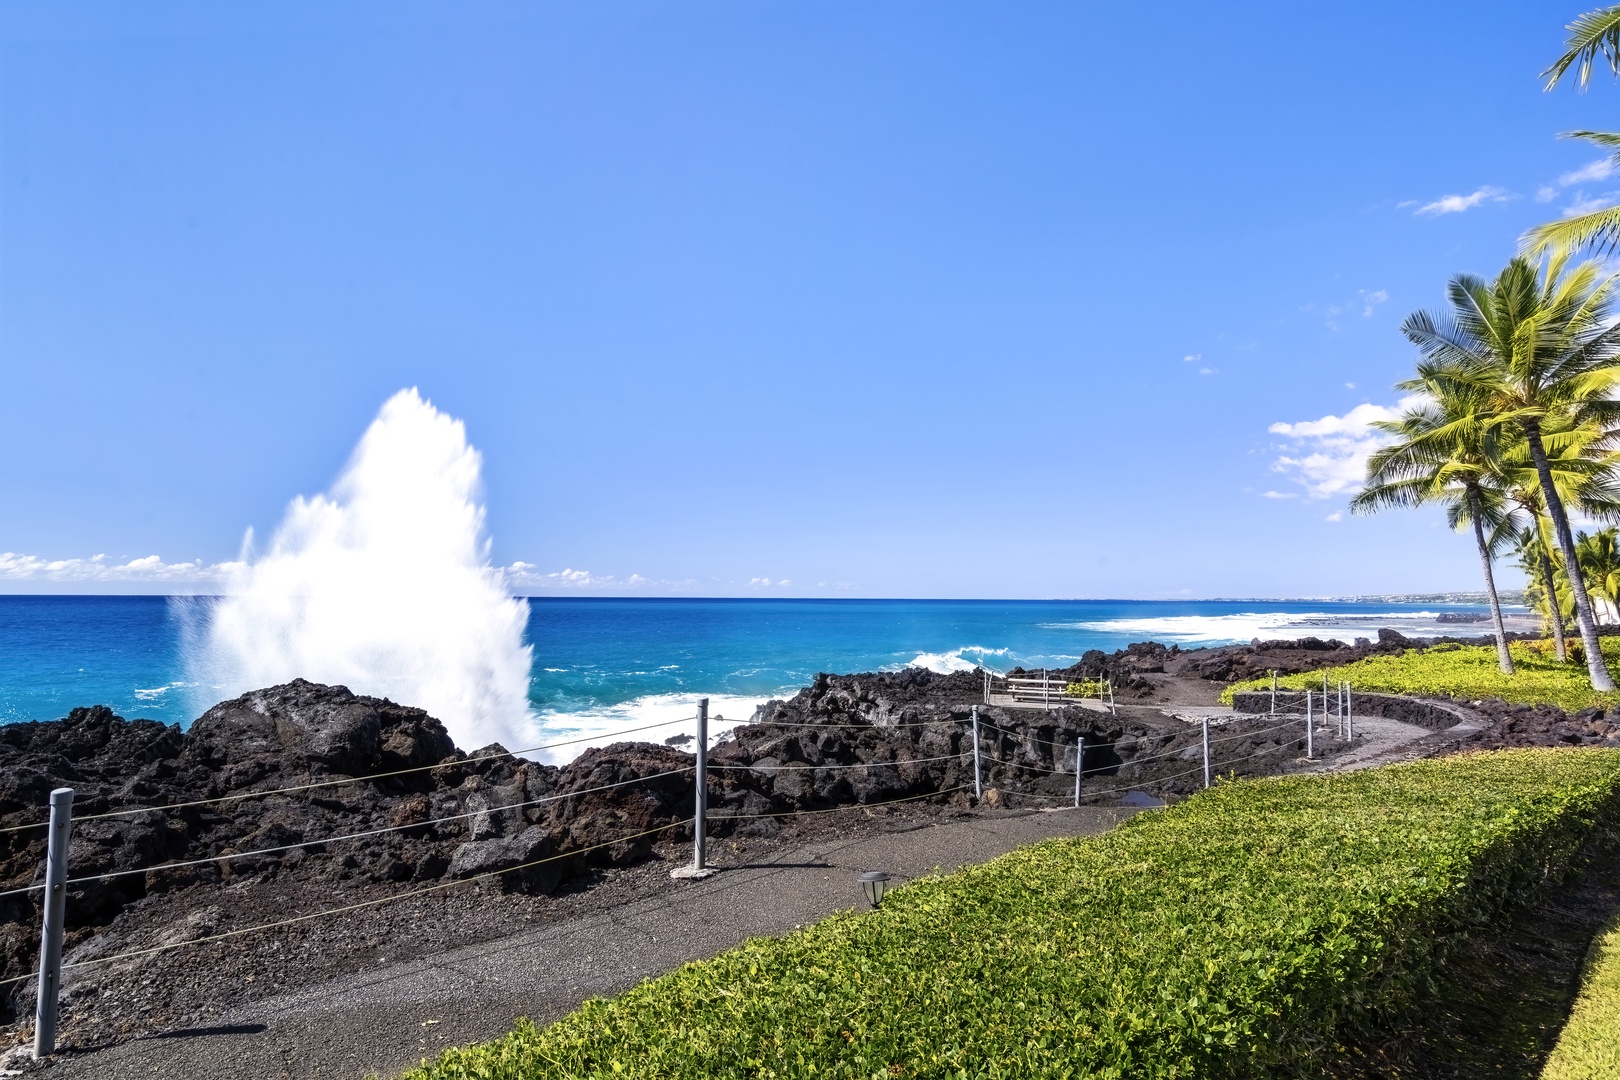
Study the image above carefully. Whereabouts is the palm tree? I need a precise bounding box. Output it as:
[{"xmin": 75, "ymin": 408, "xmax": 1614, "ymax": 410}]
[
  {"xmin": 1352, "ymin": 376, "xmax": 1516, "ymax": 673},
  {"xmin": 1513, "ymin": 522, "xmax": 1571, "ymax": 648},
  {"xmin": 1527, "ymin": 6, "xmax": 1620, "ymax": 253},
  {"xmin": 1491, "ymin": 415, "xmax": 1620, "ymax": 660},
  {"xmin": 1577, "ymin": 528, "xmax": 1620, "ymax": 623},
  {"xmin": 1402, "ymin": 255, "xmax": 1620, "ymax": 689}
]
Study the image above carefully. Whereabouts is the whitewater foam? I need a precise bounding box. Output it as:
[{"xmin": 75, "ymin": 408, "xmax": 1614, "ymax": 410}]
[
  {"xmin": 1052, "ymin": 609, "xmax": 1532, "ymax": 644},
  {"xmin": 905, "ymin": 645, "xmax": 1011, "ymax": 674},
  {"xmin": 183, "ymin": 389, "xmax": 538, "ymax": 752},
  {"xmin": 532, "ymin": 691, "xmax": 783, "ymax": 765}
]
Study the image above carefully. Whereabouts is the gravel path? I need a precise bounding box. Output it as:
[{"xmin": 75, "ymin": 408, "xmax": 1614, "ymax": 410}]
[{"xmin": 37, "ymin": 806, "xmax": 1130, "ymax": 1080}]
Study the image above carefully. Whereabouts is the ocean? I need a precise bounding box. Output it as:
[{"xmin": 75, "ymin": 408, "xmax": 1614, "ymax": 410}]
[{"xmin": 0, "ymin": 596, "xmax": 1520, "ymax": 752}]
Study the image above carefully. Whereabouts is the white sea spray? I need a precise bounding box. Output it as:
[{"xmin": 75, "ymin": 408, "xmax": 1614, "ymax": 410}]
[{"xmin": 182, "ymin": 388, "xmax": 537, "ymax": 752}]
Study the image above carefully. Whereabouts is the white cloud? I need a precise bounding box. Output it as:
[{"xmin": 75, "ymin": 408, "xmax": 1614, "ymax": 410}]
[
  {"xmin": 1360, "ymin": 289, "xmax": 1387, "ymax": 317},
  {"xmin": 1183, "ymin": 353, "xmax": 1201, "ymax": 363},
  {"xmin": 1345, "ymin": 381, "xmax": 1357, "ymax": 389},
  {"xmin": 1414, "ymin": 187, "xmax": 1508, "ymax": 216},
  {"xmin": 1537, "ymin": 185, "xmax": 1559, "ymax": 203},
  {"xmin": 1564, "ymin": 191, "xmax": 1620, "ymax": 217},
  {"xmin": 1198, "ymin": 367, "xmax": 1215, "ymax": 375},
  {"xmin": 1266, "ymin": 396, "xmax": 1423, "ymax": 500},
  {"xmin": 1325, "ymin": 511, "xmax": 1343, "ymax": 522},
  {"xmin": 1261, "ymin": 491, "xmax": 1299, "ymax": 500},
  {"xmin": 1562, "ymin": 159, "xmax": 1616, "ymax": 186},
  {"xmin": 0, "ymin": 552, "xmax": 241, "ymax": 587},
  {"xmin": 500, "ymin": 564, "xmax": 674, "ymax": 592}
]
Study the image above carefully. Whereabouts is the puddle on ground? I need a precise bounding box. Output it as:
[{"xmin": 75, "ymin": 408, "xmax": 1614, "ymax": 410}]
[{"xmin": 1115, "ymin": 791, "xmax": 1166, "ymax": 808}]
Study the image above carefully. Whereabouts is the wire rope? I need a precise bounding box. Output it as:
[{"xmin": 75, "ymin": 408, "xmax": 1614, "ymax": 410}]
[
  {"xmin": 63, "ymin": 767, "xmax": 696, "ymax": 887},
  {"xmin": 0, "ymin": 819, "xmax": 694, "ymax": 989},
  {"xmin": 0, "ymin": 714, "xmax": 700, "ymax": 836}
]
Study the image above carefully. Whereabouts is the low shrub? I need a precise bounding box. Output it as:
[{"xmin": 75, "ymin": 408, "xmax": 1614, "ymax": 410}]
[
  {"xmin": 1540, "ymin": 913, "xmax": 1620, "ymax": 1079},
  {"xmin": 404, "ymin": 749, "xmax": 1620, "ymax": 1080},
  {"xmin": 1221, "ymin": 637, "xmax": 1620, "ymax": 712}
]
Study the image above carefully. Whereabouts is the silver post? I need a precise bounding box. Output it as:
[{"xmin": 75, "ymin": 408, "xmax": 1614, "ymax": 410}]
[
  {"xmin": 692, "ymin": 699, "xmax": 708, "ymax": 873},
  {"xmin": 33, "ymin": 787, "xmax": 74, "ymax": 1059},
  {"xmin": 1306, "ymin": 688, "xmax": 1314, "ymax": 760},
  {"xmin": 1073, "ymin": 738, "xmax": 1084, "ymax": 807},
  {"xmin": 971, "ymin": 705, "xmax": 983, "ymax": 799},
  {"xmin": 1346, "ymin": 683, "xmax": 1353, "ymax": 740},
  {"xmin": 1270, "ymin": 670, "xmax": 1277, "ymax": 717},
  {"xmin": 1201, "ymin": 717, "xmax": 1211, "ymax": 789},
  {"xmin": 1043, "ymin": 669, "xmax": 1050, "ymax": 709},
  {"xmin": 1107, "ymin": 678, "xmax": 1116, "ymax": 717}
]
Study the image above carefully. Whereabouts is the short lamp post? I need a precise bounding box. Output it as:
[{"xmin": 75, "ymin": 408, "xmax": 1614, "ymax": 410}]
[{"xmin": 859, "ymin": 871, "xmax": 891, "ymax": 908}]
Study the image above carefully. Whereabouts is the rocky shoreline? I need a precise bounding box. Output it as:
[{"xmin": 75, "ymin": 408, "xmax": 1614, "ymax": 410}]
[{"xmin": 4, "ymin": 631, "xmax": 1620, "ymax": 1054}]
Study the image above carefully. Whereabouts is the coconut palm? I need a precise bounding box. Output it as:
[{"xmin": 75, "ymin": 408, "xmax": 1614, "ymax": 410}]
[
  {"xmin": 1491, "ymin": 415, "xmax": 1620, "ymax": 659},
  {"xmin": 1513, "ymin": 523, "xmax": 1572, "ymax": 645},
  {"xmin": 1527, "ymin": 7, "xmax": 1620, "ymax": 253},
  {"xmin": 1577, "ymin": 528, "xmax": 1620, "ymax": 623},
  {"xmin": 1402, "ymin": 255, "xmax": 1620, "ymax": 689},
  {"xmin": 1352, "ymin": 377, "xmax": 1516, "ymax": 673}
]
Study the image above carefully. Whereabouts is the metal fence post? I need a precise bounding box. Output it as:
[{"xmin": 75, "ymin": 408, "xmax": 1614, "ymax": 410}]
[
  {"xmin": 1306, "ymin": 689, "xmax": 1314, "ymax": 760},
  {"xmin": 692, "ymin": 699, "xmax": 708, "ymax": 872},
  {"xmin": 33, "ymin": 787, "xmax": 74, "ymax": 1059},
  {"xmin": 971, "ymin": 705, "xmax": 983, "ymax": 800},
  {"xmin": 1201, "ymin": 717, "xmax": 1211, "ymax": 789},
  {"xmin": 1346, "ymin": 683, "xmax": 1353, "ymax": 741},
  {"xmin": 1270, "ymin": 670, "xmax": 1277, "ymax": 717},
  {"xmin": 1107, "ymin": 678, "xmax": 1116, "ymax": 717},
  {"xmin": 1073, "ymin": 737, "xmax": 1084, "ymax": 807}
]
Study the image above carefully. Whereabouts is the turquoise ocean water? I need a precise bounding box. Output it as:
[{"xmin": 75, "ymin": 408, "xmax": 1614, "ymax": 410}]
[{"xmin": 0, "ymin": 596, "xmax": 1517, "ymax": 737}]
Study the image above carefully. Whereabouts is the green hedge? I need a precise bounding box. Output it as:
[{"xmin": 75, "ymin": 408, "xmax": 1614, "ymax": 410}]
[
  {"xmin": 404, "ymin": 750, "xmax": 1620, "ymax": 1080},
  {"xmin": 1540, "ymin": 912, "xmax": 1620, "ymax": 1079},
  {"xmin": 1221, "ymin": 638, "xmax": 1620, "ymax": 712}
]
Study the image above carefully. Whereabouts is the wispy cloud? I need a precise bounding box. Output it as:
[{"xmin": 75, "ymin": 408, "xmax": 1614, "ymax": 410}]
[
  {"xmin": 0, "ymin": 552, "xmax": 241, "ymax": 587},
  {"xmin": 1564, "ymin": 191, "xmax": 1620, "ymax": 217},
  {"xmin": 502, "ymin": 563, "xmax": 688, "ymax": 592},
  {"xmin": 1414, "ymin": 187, "xmax": 1509, "ymax": 216},
  {"xmin": 1322, "ymin": 288, "xmax": 1390, "ymax": 331},
  {"xmin": 1261, "ymin": 491, "xmax": 1298, "ymax": 500},
  {"xmin": 1183, "ymin": 353, "xmax": 1201, "ymax": 363},
  {"xmin": 1562, "ymin": 159, "xmax": 1616, "ymax": 186},
  {"xmin": 1531, "ymin": 157, "xmax": 1620, "ymax": 216},
  {"xmin": 1266, "ymin": 396, "xmax": 1423, "ymax": 500}
]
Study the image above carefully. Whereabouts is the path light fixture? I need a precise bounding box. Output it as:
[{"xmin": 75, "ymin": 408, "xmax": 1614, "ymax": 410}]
[{"xmin": 859, "ymin": 870, "xmax": 891, "ymax": 908}]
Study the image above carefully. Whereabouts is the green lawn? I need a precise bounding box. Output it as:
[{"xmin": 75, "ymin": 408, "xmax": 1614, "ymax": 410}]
[
  {"xmin": 1222, "ymin": 637, "xmax": 1620, "ymax": 712},
  {"xmin": 403, "ymin": 749, "xmax": 1620, "ymax": 1080}
]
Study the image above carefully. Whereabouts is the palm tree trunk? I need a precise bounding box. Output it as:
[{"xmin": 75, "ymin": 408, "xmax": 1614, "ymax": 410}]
[
  {"xmin": 1469, "ymin": 486, "xmax": 1514, "ymax": 674},
  {"xmin": 1527, "ymin": 424, "xmax": 1615, "ymax": 690},
  {"xmin": 1537, "ymin": 527, "xmax": 1568, "ymax": 661}
]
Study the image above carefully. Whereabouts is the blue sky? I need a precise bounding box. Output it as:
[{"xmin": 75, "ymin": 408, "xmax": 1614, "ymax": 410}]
[{"xmin": 3, "ymin": 1, "xmax": 1618, "ymax": 599}]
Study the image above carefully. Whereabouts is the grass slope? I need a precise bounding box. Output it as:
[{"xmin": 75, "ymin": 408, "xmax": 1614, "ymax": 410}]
[
  {"xmin": 405, "ymin": 750, "xmax": 1620, "ymax": 1080},
  {"xmin": 1540, "ymin": 912, "xmax": 1620, "ymax": 1080},
  {"xmin": 1222, "ymin": 638, "xmax": 1620, "ymax": 712}
]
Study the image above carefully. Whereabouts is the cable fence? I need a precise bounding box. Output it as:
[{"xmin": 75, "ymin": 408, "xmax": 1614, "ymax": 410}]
[{"xmin": 2, "ymin": 686, "xmax": 1358, "ymax": 1059}]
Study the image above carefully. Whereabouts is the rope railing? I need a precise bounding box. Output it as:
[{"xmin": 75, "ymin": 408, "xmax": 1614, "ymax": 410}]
[
  {"xmin": 61, "ymin": 766, "xmax": 697, "ymax": 887},
  {"xmin": 0, "ymin": 714, "xmax": 700, "ymax": 836},
  {"xmin": 0, "ymin": 818, "xmax": 695, "ymax": 991},
  {"xmin": 0, "ymin": 690, "xmax": 1354, "ymax": 1059},
  {"xmin": 706, "ymin": 752, "xmax": 968, "ymax": 773}
]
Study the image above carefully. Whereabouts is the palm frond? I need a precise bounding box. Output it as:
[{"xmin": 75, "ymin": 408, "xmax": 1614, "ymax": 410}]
[
  {"xmin": 1543, "ymin": 5, "xmax": 1620, "ymax": 90},
  {"xmin": 1523, "ymin": 203, "xmax": 1620, "ymax": 257}
]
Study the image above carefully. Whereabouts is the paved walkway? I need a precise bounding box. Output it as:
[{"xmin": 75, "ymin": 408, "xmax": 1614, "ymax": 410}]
[{"xmin": 44, "ymin": 808, "xmax": 1130, "ymax": 1080}]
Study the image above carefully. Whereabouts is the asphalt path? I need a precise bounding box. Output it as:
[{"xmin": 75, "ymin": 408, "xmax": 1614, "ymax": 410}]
[{"xmin": 44, "ymin": 806, "xmax": 1131, "ymax": 1080}]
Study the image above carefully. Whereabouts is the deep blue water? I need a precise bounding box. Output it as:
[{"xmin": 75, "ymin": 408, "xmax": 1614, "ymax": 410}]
[{"xmin": 0, "ymin": 595, "xmax": 1518, "ymax": 732}]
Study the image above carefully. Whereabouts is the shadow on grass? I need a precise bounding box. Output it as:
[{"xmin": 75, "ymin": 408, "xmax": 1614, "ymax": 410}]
[{"xmin": 1323, "ymin": 845, "xmax": 1620, "ymax": 1079}]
